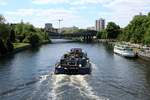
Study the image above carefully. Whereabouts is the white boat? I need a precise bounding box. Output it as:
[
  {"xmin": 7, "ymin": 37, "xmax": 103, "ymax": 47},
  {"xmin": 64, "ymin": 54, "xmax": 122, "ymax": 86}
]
[{"xmin": 114, "ymin": 44, "xmax": 136, "ymax": 57}]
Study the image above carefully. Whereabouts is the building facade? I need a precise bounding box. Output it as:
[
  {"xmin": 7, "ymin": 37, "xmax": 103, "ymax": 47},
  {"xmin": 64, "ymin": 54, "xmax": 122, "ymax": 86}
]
[
  {"xmin": 45, "ymin": 23, "xmax": 58, "ymax": 33},
  {"xmin": 95, "ymin": 18, "xmax": 105, "ymax": 31},
  {"xmin": 45, "ymin": 23, "xmax": 53, "ymax": 32},
  {"xmin": 87, "ymin": 26, "xmax": 95, "ymax": 31},
  {"xmin": 61, "ymin": 26, "xmax": 79, "ymax": 32}
]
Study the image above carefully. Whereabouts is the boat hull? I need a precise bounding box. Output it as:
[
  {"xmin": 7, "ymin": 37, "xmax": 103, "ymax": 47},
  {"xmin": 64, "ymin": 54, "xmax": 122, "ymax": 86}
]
[
  {"xmin": 114, "ymin": 48, "xmax": 136, "ymax": 58},
  {"xmin": 55, "ymin": 63, "xmax": 91, "ymax": 75}
]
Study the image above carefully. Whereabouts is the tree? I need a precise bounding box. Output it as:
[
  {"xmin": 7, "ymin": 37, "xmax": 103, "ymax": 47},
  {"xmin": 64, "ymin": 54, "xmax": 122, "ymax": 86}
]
[
  {"xmin": 96, "ymin": 31, "xmax": 102, "ymax": 39},
  {"xmin": 0, "ymin": 24, "xmax": 10, "ymax": 41},
  {"xmin": 144, "ymin": 27, "xmax": 150, "ymax": 44},
  {"xmin": 106, "ymin": 22, "xmax": 121, "ymax": 39},
  {"xmin": 0, "ymin": 38, "xmax": 7, "ymax": 55},
  {"xmin": 121, "ymin": 14, "xmax": 149, "ymax": 43},
  {"xmin": 14, "ymin": 21, "xmax": 24, "ymax": 35},
  {"xmin": 28, "ymin": 33, "xmax": 41, "ymax": 47},
  {"xmin": 22, "ymin": 23, "xmax": 36, "ymax": 35},
  {"xmin": 0, "ymin": 14, "xmax": 5, "ymax": 24},
  {"xmin": 148, "ymin": 12, "xmax": 150, "ymax": 17},
  {"xmin": 6, "ymin": 39, "xmax": 14, "ymax": 52},
  {"xmin": 10, "ymin": 29, "xmax": 16, "ymax": 42},
  {"xmin": 0, "ymin": 15, "xmax": 10, "ymax": 42},
  {"xmin": 96, "ymin": 30, "xmax": 107, "ymax": 39}
]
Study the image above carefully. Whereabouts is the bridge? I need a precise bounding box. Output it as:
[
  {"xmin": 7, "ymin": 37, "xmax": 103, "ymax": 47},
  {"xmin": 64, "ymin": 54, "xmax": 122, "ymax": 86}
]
[{"xmin": 47, "ymin": 30, "xmax": 97, "ymax": 42}]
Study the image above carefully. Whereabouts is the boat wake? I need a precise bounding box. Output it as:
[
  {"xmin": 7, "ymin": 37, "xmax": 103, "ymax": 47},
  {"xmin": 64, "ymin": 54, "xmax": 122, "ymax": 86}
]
[
  {"xmin": 69, "ymin": 75, "xmax": 101, "ymax": 100},
  {"xmin": 49, "ymin": 74, "xmax": 106, "ymax": 100}
]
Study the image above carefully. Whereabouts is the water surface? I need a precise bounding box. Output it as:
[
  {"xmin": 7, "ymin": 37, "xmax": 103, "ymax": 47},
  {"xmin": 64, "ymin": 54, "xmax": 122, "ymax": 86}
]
[{"xmin": 0, "ymin": 39, "xmax": 150, "ymax": 100}]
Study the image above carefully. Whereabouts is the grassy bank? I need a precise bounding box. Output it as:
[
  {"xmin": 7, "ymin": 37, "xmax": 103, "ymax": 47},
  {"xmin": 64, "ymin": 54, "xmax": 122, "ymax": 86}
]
[
  {"xmin": 0, "ymin": 41, "xmax": 51, "ymax": 58},
  {"xmin": 13, "ymin": 43, "xmax": 30, "ymax": 49}
]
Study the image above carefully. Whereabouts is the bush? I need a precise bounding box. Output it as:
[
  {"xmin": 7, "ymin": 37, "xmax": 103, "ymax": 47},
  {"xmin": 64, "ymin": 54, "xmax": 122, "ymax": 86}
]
[
  {"xmin": 144, "ymin": 28, "xmax": 150, "ymax": 44},
  {"xmin": 6, "ymin": 39, "xmax": 14, "ymax": 52},
  {"xmin": 96, "ymin": 31, "xmax": 102, "ymax": 39},
  {"xmin": 10, "ymin": 29, "xmax": 16, "ymax": 42},
  {"xmin": 28, "ymin": 33, "xmax": 41, "ymax": 47},
  {"xmin": 0, "ymin": 38, "xmax": 7, "ymax": 55}
]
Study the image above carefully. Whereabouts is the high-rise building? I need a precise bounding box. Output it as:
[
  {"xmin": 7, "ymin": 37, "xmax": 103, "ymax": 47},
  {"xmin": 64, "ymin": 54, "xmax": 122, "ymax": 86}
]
[
  {"xmin": 45, "ymin": 23, "xmax": 53, "ymax": 32},
  {"xmin": 95, "ymin": 18, "xmax": 105, "ymax": 31},
  {"xmin": 45, "ymin": 23, "xmax": 58, "ymax": 33}
]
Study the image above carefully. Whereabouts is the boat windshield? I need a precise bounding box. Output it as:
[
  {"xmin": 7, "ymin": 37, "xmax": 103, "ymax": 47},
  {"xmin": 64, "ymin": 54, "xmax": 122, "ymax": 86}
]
[
  {"xmin": 124, "ymin": 47, "xmax": 133, "ymax": 51},
  {"xmin": 115, "ymin": 44, "xmax": 133, "ymax": 51}
]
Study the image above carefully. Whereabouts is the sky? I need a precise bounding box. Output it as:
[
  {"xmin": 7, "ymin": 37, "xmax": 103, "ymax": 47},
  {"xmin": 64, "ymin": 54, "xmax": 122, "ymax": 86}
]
[{"xmin": 0, "ymin": 0, "xmax": 150, "ymax": 28}]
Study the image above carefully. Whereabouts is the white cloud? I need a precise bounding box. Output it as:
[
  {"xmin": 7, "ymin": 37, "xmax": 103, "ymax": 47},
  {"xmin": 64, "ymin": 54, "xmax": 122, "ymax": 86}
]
[
  {"xmin": 3, "ymin": 0, "xmax": 150, "ymax": 28},
  {"xmin": 5, "ymin": 8, "xmax": 81, "ymax": 27},
  {"xmin": 70, "ymin": 0, "xmax": 112, "ymax": 5},
  {"xmin": 102, "ymin": 0, "xmax": 150, "ymax": 27},
  {"xmin": 32, "ymin": 0, "xmax": 69, "ymax": 4},
  {"xmin": 0, "ymin": 0, "xmax": 7, "ymax": 5},
  {"xmin": 32, "ymin": 0, "xmax": 112, "ymax": 5}
]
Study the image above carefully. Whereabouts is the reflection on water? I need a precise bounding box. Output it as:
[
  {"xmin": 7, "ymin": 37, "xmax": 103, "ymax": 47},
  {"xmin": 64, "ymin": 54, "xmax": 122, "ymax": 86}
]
[{"xmin": 0, "ymin": 39, "xmax": 150, "ymax": 100}]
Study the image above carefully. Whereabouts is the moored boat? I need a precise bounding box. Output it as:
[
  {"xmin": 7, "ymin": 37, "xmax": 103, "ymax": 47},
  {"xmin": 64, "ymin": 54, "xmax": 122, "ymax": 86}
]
[
  {"xmin": 114, "ymin": 44, "xmax": 137, "ymax": 58},
  {"xmin": 55, "ymin": 48, "xmax": 91, "ymax": 75}
]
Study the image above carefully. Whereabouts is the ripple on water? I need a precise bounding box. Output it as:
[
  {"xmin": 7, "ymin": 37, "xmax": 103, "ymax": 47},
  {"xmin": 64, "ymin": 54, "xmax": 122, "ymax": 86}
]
[{"xmin": 48, "ymin": 74, "xmax": 109, "ymax": 100}]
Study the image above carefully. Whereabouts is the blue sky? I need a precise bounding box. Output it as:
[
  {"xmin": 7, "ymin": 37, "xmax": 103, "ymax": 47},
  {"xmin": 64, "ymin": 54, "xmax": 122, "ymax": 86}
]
[{"xmin": 0, "ymin": 0, "xmax": 150, "ymax": 28}]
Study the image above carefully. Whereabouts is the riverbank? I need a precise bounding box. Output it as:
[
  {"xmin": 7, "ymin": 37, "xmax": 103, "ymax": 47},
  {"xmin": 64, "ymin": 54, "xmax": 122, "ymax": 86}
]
[
  {"xmin": 96, "ymin": 39, "xmax": 150, "ymax": 61},
  {"xmin": 126, "ymin": 42, "xmax": 150, "ymax": 61},
  {"xmin": 0, "ymin": 40, "xmax": 51, "ymax": 58}
]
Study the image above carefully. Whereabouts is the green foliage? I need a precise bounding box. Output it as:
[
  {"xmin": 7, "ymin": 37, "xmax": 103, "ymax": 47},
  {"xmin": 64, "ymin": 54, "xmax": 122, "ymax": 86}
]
[
  {"xmin": 62, "ymin": 29, "xmax": 85, "ymax": 34},
  {"xmin": 106, "ymin": 22, "xmax": 121, "ymax": 39},
  {"xmin": 96, "ymin": 31, "xmax": 101, "ymax": 38},
  {"xmin": 10, "ymin": 29, "xmax": 16, "ymax": 42},
  {"xmin": 0, "ymin": 23, "xmax": 10, "ymax": 41},
  {"xmin": 119, "ymin": 13, "xmax": 150, "ymax": 44},
  {"xmin": 15, "ymin": 22, "xmax": 35, "ymax": 35},
  {"xmin": 96, "ymin": 22, "xmax": 120, "ymax": 39},
  {"xmin": 0, "ymin": 38, "xmax": 7, "ymax": 55},
  {"xmin": 17, "ymin": 34, "xmax": 25, "ymax": 42},
  {"xmin": 6, "ymin": 39, "xmax": 14, "ymax": 52},
  {"xmin": 13, "ymin": 43, "xmax": 29, "ymax": 49},
  {"xmin": 101, "ymin": 30, "xmax": 107, "ymax": 39},
  {"xmin": 0, "ymin": 14, "xmax": 50, "ymax": 55},
  {"xmin": 62, "ymin": 27, "xmax": 79, "ymax": 34},
  {"xmin": 15, "ymin": 22, "xmax": 24, "ymax": 35},
  {"xmin": 27, "ymin": 33, "xmax": 41, "ymax": 47},
  {"xmin": 14, "ymin": 22, "xmax": 49, "ymax": 44},
  {"xmin": 96, "ymin": 29, "xmax": 107, "ymax": 39},
  {"xmin": 144, "ymin": 28, "xmax": 150, "ymax": 44}
]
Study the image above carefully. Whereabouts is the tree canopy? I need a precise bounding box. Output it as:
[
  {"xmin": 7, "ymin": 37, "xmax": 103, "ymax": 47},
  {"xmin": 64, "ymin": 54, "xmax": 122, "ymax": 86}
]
[
  {"xmin": 0, "ymin": 14, "xmax": 50, "ymax": 56},
  {"xmin": 119, "ymin": 13, "xmax": 150, "ymax": 44},
  {"xmin": 96, "ymin": 22, "xmax": 121, "ymax": 39}
]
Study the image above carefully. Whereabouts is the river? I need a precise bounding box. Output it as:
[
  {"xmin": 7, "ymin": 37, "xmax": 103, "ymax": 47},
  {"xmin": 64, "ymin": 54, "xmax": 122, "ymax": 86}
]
[{"xmin": 0, "ymin": 39, "xmax": 150, "ymax": 100}]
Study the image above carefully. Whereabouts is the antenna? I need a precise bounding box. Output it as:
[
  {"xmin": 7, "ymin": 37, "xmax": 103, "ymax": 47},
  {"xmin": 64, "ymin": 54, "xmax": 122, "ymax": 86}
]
[
  {"xmin": 58, "ymin": 19, "xmax": 63, "ymax": 33},
  {"xmin": 49, "ymin": 19, "xmax": 63, "ymax": 33}
]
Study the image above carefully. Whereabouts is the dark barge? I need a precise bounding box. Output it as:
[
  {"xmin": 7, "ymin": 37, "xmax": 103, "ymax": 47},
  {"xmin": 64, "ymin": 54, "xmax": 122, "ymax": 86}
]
[{"xmin": 55, "ymin": 48, "xmax": 91, "ymax": 75}]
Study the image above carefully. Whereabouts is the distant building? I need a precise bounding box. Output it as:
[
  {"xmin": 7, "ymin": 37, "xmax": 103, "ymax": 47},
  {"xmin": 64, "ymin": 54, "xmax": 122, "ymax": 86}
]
[
  {"xmin": 45, "ymin": 23, "xmax": 53, "ymax": 32},
  {"xmin": 139, "ymin": 12, "xmax": 142, "ymax": 16},
  {"xmin": 95, "ymin": 18, "xmax": 105, "ymax": 31},
  {"xmin": 61, "ymin": 26, "xmax": 79, "ymax": 32},
  {"xmin": 87, "ymin": 26, "xmax": 95, "ymax": 31},
  {"xmin": 45, "ymin": 23, "xmax": 58, "ymax": 33}
]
